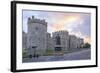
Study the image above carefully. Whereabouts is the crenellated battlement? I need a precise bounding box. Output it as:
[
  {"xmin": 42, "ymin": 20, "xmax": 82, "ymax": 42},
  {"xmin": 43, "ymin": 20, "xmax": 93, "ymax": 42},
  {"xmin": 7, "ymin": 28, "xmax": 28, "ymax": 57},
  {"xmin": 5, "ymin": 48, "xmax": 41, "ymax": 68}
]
[
  {"xmin": 28, "ymin": 16, "xmax": 47, "ymax": 26},
  {"xmin": 52, "ymin": 30, "xmax": 69, "ymax": 35}
]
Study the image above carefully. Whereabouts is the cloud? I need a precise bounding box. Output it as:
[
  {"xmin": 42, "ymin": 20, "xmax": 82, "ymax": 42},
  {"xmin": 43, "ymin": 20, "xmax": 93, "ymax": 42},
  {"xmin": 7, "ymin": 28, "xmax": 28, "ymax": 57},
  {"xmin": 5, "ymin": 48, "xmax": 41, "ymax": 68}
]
[
  {"xmin": 84, "ymin": 36, "xmax": 91, "ymax": 44},
  {"xmin": 49, "ymin": 14, "xmax": 81, "ymax": 32}
]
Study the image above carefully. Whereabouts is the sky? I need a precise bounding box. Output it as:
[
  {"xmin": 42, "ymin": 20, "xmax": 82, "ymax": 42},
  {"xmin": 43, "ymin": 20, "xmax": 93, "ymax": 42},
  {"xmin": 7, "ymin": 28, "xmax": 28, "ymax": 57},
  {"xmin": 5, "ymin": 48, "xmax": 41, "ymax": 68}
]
[{"xmin": 22, "ymin": 10, "xmax": 91, "ymax": 44}]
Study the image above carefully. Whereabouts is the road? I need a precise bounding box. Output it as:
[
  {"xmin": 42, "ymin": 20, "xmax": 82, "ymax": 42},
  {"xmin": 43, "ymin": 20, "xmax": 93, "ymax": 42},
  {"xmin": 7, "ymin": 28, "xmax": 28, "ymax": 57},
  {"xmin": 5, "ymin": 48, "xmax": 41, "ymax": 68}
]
[{"xmin": 23, "ymin": 48, "xmax": 91, "ymax": 63}]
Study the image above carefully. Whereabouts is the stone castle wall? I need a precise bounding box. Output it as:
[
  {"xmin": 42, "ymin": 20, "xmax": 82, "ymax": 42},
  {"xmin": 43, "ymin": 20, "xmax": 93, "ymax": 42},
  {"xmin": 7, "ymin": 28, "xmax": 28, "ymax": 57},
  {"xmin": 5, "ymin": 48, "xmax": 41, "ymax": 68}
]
[{"xmin": 22, "ymin": 16, "xmax": 84, "ymax": 55}]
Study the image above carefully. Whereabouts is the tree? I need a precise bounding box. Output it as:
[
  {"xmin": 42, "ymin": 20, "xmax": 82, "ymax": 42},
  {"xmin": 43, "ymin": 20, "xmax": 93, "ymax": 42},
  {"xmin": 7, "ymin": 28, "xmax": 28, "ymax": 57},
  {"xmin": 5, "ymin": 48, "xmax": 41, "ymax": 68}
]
[{"xmin": 83, "ymin": 43, "xmax": 91, "ymax": 48}]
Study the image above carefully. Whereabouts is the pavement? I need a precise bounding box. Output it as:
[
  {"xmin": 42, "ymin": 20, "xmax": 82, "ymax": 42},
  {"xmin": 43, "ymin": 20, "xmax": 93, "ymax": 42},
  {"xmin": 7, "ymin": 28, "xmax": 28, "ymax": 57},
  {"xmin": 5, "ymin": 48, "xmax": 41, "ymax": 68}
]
[{"xmin": 22, "ymin": 48, "xmax": 91, "ymax": 63}]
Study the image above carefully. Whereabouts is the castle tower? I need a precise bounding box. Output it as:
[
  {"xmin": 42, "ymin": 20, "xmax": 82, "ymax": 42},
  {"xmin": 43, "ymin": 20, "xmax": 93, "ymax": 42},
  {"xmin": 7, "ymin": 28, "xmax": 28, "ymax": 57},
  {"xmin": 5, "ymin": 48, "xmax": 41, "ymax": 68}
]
[
  {"xmin": 69, "ymin": 35, "xmax": 77, "ymax": 49},
  {"xmin": 27, "ymin": 16, "xmax": 47, "ymax": 56},
  {"xmin": 52, "ymin": 30, "xmax": 69, "ymax": 52},
  {"xmin": 69, "ymin": 35, "xmax": 84, "ymax": 49},
  {"xmin": 22, "ymin": 31, "xmax": 27, "ymax": 49}
]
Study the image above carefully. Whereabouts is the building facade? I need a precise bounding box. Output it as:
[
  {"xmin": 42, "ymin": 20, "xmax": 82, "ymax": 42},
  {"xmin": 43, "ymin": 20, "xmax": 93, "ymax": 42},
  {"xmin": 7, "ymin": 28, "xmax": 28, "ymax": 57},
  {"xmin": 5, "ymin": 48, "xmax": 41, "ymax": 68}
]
[
  {"xmin": 22, "ymin": 31, "xmax": 27, "ymax": 49},
  {"xmin": 46, "ymin": 33, "xmax": 54, "ymax": 50},
  {"xmin": 69, "ymin": 35, "xmax": 84, "ymax": 49},
  {"xmin": 27, "ymin": 16, "xmax": 47, "ymax": 56},
  {"xmin": 78, "ymin": 38, "xmax": 84, "ymax": 48},
  {"xmin": 52, "ymin": 30, "xmax": 69, "ymax": 52},
  {"xmin": 69, "ymin": 35, "xmax": 78, "ymax": 49}
]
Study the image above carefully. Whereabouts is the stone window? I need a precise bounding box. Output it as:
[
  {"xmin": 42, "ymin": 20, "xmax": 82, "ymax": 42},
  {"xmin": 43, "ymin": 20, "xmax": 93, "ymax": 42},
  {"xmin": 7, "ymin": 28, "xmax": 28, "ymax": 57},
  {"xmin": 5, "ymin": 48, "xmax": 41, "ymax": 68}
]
[
  {"xmin": 55, "ymin": 34, "xmax": 61, "ymax": 45},
  {"xmin": 35, "ymin": 27, "xmax": 39, "ymax": 31}
]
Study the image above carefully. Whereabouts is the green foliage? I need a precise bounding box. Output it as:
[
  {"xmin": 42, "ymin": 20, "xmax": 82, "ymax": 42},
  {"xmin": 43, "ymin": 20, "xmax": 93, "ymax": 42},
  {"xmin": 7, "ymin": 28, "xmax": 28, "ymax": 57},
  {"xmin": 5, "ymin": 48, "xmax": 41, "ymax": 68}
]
[
  {"xmin": 43, "ymin": 48, "xmax": 54, "ymax": 56},
  {"xmin": 83, "ymin": 43, "xmax": 91, "ymax": 48},
  {"xmin": 22, "ymin": 48, "xmax": 28, "ymax": 58},
  {"xmin": 46, "ymin": 48, "xmax": 53, "ymax": 53},
  {"xmin": 22, "ymin": 52, "xmax": 27, "ymax": 58}
]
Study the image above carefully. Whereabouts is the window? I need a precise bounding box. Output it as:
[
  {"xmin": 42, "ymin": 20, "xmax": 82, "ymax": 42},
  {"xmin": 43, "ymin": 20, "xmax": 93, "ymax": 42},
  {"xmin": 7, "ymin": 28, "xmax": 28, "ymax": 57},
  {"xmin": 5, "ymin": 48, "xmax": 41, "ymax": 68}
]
[
  {"xmin": 35, "ymin": 27, "xmax": 39, "ymax": 31},
  {"xmin": 55, "ymin": 34, "xmax": 61, "ymax": 45}
]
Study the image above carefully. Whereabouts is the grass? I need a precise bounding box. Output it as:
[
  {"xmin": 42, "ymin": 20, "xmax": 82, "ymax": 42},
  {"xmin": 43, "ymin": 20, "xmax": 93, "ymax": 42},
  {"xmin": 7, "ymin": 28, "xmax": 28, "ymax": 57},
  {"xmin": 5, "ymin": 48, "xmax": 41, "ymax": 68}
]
[{"xmin": 43, "ymin": 48, "xmax": 54, "ymax": 56}]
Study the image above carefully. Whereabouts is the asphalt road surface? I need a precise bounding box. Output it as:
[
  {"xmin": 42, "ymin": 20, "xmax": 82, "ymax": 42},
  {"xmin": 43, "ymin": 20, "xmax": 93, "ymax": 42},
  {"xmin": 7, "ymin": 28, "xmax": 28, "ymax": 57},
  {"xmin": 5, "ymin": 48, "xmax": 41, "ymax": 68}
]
[{"xmin": 23, "ymin": 48, "xmax": 91, "ymax": 63}]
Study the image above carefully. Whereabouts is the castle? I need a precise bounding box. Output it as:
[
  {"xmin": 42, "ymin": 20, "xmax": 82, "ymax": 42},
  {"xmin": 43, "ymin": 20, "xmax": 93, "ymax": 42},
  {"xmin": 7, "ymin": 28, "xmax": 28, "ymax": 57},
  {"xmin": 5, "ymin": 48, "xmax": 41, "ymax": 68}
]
[
  {"xmin": 22, "ymin": 16, "xmax": 84, "ymax": 56},
  {"xmin": 27, "ymin": 16, "xmax": 47, "ymax": 56}
]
